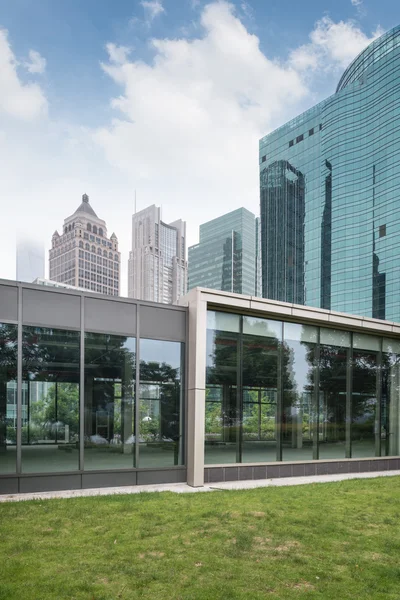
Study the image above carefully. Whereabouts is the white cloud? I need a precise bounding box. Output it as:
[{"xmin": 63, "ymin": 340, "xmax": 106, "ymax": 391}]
[
  {"xmin": 0, "ymin": 2, "xmax": 387, "ymax": 294},
  {"xmin": 105, "ymin": 43, "xmax": 132, "ymax": 64},
  {"xmin": 95, "ymin": 1, "xmax": 307, "ymax": 243},
  {"xmin": 24, "ymin": 49, "xmax": 46, "ymax": 74},
  {"xmin": 141, "ymin": 1, "xmax": 165, "ymax": 23},
  {"xmin": 290, "ymin": 17, "xmax": 383, "ymax": 72},
  {"xmin": 351, "ymin": 0, "xmax": 363, "ymax": 6},
  {"xmin": 0, "ymin": 29, "xmax": 47, "ymax": 119},
  {"xmin": 241, "ymin": 1, "xmax": 254, "ymax": 20}
]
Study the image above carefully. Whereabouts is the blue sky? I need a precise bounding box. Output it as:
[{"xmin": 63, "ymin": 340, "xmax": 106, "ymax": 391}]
[
  {"xmin": 0, "ymin": 0, "xmax": 398, "ymax": 292},
  {"xmin": 1, "ymin": 0, "xmax": 398, "ymax": 124}
]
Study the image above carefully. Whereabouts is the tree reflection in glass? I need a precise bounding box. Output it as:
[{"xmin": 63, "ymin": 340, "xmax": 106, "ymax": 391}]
[
  {"xmin": 22, "ymin": 326, "xmax": 80, "ymax": 473},
  {"xmin": 0, "ymin": 323, "xmax": 18, "ymax": 474},
  {"xmin": 84, "ymin": 332, "xmax": 135, "ymax": 470}
]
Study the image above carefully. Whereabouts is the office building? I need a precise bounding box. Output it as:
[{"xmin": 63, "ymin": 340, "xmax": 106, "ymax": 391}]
[
  {"xmin": 1, "ymin": 279, "xmax": 400, "ymax": 494},
  {"xmin": 16, "ymin": 239, "xmax": 44, "ymax": 283},
  {"xmin": 128, "ymin": 205, "xmax": 187, "ymax": 304},
  {"xmin": 188, "ymin": 208, "xmax": 260, "ymax": 296},
  {"xmin": 49, "ymin": 194, "xmax": 120, "ymax": 296},
  {"xmin": 260, "ymin": 25, "xmax": 400, "ymax": 320}
]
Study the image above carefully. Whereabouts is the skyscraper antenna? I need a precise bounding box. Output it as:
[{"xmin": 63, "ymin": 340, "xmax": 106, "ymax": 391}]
[{"xmin": 134, "ymin": 189, "xmax": 137, "ymax": 214}]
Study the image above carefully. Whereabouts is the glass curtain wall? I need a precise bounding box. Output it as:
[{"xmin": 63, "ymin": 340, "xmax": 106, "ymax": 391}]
[
  {"xmin": 21, "ymin": 327, "xmax": 80, "ymax": 473},
  {"xmin": 139, "ymin": 339, "xmax": 184, "ymax": 468},
  {"xmin": 205, "ymin": 310, "xmax": 400, "ymax": 465},
  {"xmin": 282, "ymin": 323, "xmax": 317, "ymax": 462},
  {"xmin": 84, "ymin": 333, "xmax": 135, "ymax": 470},
  {"xmin": 205, "ymin": 312, "xmax": 240, "ymax": 464},
  {"xmin": 318, "ymin": 328, "xmax": 350, "ymax": 459},
  {"xmin": 352, "ymin": 334, "xmax": 380, "ymax": 458},
  {"xmin": 242, "ymin": 317, "xmax": 281, "ymax": 463},
  {"xmin": 0, "ymin": 324, "xmax": 18, "ymax": 474}
]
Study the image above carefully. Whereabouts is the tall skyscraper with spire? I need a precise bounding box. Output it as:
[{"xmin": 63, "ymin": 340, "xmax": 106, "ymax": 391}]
[{"xmin": 49, "ymin": 193, "xmax": 120, "ymax": 296}]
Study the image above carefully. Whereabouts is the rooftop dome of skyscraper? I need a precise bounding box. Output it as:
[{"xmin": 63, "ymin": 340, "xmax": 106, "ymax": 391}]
[{"xmin": 73, "ymin": 193, "xmax": 98, "ymax": 218}]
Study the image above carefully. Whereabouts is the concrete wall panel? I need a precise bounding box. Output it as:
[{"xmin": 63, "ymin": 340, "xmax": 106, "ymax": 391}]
[
  {"xmin": 0, "ymin": 285, "xmax": 18, "ymax": 322},
  {"xmin": 140, "ymin": 306, "xmax": 186, "ymax": 342},
  {"xmin": 85, "ymin": 297, "xmax": 136, "ymax": 335},
  {"xmin": 22, "ymin": 289, "xmax": 80, "ymax": 329}
]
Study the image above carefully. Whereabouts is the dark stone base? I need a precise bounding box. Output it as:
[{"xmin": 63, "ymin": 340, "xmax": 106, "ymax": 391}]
[
  {"xmin": 0, "ymin": 468, "xmax": 187, "ymax": 495},
  {"xmin": 204, "ymin": 458, "xmax": 400, "ymax": 483}
]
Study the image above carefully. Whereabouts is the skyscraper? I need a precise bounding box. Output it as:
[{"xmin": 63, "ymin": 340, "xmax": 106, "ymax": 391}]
[
  {"xmin": 260, "ymin": 26, "xmax": 400, "ymax": 321},
  {"xmin": 49, "ymin": 194, "xmax": 120, "ymax": 296},
  {"xmin": 188, "ymin": 208, "xmax": 259, "ymax": 296},
  {"xmin": 128, "ymin": 205, "xmax": 187, "ymax": 304},
  {"xmin": 16, "ymin": 239, "xmax": 45, "ymax": 282}
]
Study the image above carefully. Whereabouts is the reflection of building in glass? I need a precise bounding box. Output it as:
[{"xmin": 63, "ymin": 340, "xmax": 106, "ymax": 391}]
[
  {"xmin": 49, "ymin": 193, "xmax": 120, "ymax": 296},
  {"xmin": 128, "ymin": 205, "xmax": 187, "ymax": 304},
  {"xmin": 2, "ymin": 281, "xmax": 400, "ymax": 491},
  {"xmin": 260, "ymin": 161, "xmax": 305, "ymax": 304},
  {"xmin": 188, "ymin": 208, "xmax": 259, "ymax": 296},
  {"xmin": 260, "ymin": 26, "xmax": 400, "ymax": 320},
  {"xmin": 16, "ymin": 239, "xmax": 45, "ymax": 283}
]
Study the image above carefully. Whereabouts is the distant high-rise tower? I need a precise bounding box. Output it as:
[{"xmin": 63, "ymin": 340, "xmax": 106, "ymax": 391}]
[
  {"xmin": 259, "ymin": 25, "xmax": 400, "ymax": 320},
  {"xmin": 260, "ymin": 160, "xmax": 305, "ymax": 305},
  {"xmin": 49, "ymin": 194, "xmax": 120, "ymax": 296},
  {"xmin": 188, "ymin": 208, "xmax": 259, "ymax": 296},
  {"xmin": 16, "ymin": 239, "xmax": 45, "ymax": 282},
  {"xmin": 128, "ymin": 205, "xmax": 187, "ymax": 304}
]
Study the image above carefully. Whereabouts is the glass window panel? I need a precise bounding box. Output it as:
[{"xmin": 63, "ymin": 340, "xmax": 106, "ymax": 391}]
[
  {"xmin": 242, "ymin": 321, "xmax": 280, "ymax": 463},
  {"xmin": 352, "ymin": 350, "xmax": 378, "ymax": 458},
  {"xmin": 319, "ymin": 343, "xmax": 348, "ymax": 459},
  {"xmin": 242, "ymin": 316, "xmax": 282, "ymax": 339},
  {"xmin": 284, "ymin": 322, "xmax": 318, "ymax": 343},
  {"xmin": 22, "ymin": 327, "xmax": 80, "ymax": 473},
  {"xmin": 207, "ymin": 311, "xmax": 240, "ymax": 333},
  {"xmin": 205, "ymin": 315, "xmax": 239, "ymax": 464},
  {"xmin": 84, "ymin": 333, "xmax": 135, "ymax": 470},
  {"xmin": 282, "ymin": 324, "xmax": 317, "ymax": 461},
  {"xmin": 139, "ymin": 339, "xmax": 183, "ymax": 468},
  {"xmin": 381, "ymin": 348, "xmax": 400, "ymax": 457},
  {"xmin": 382, "ymin": 338, "xmax": 400, "ymax": 354},
  {"xmin": 0, "ymin": 324, "xmax": 18, "ymax": 474},
  {"xmin": 320, "ymin": 328, "xmax": 351, "ymax": 347}
]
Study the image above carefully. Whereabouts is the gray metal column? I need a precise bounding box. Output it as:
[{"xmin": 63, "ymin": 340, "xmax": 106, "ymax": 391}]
[
  {"xmin": 16, "ymin": 285, "xmax": 22, "ymax": 474},
  {"xmin": 345, "ymin": 335, "xmax": 353, "ymax": 458},
  {"xmin": 312, "ymin": 329, "xmax": 320, "ymax": 461},
  {"xmin": 79, "ymin": 295, "xmax": 85, "ymax": 471},
  {"xmin": 375, "ymin": 338, "xmax": 382, "ymax": 457},
  {"xmin": 236, "ymin": 315, "xmax": 243, "ymax": 464},
  {"xmin": 134, "ymin": 304, "xmax": 140, "ymax": 469},
  {"xmin": 276, "ymin": 322, "xmax": 284, "ymax": 462}
]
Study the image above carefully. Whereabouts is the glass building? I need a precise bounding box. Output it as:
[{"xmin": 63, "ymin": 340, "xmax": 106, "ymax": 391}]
[
  {"xmin": 188, "ymin": 208, "xmax": 260, "ymax": 296},
  {"xmin": 1, "ymin": 280, "xmax": 400, "ymax": 493},
  {"xmin": 260, "ymin": 26, "xmax": 400, "ymax": 321}
]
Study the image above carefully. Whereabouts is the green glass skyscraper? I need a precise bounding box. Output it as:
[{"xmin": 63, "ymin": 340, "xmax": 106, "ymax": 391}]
[
  {"xmin": 260, "ymin": 26, "xmax": 400, "ymax": 320},
  {"xmin": 188, "ymin": 208, "xmax": 259, "ymax": 295}
]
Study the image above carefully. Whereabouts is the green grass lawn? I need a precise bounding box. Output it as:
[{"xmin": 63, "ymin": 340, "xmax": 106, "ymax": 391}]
[{"xmin": 1, "ymin": 478, "xmax": 400, "ymax": 600}]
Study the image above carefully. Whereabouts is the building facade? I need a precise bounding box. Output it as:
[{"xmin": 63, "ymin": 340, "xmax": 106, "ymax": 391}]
[
  {"xmin": 260, "ymin": 26, "xmax": 400, "ymax": 321},
  {"xmin": 2, "ymin": 280, "xmax": 400, "ymax": 493},
  {"xmin": 128, "ymin": 205, "xmax": 187, "ymax": 304},
  {"xmin": 188, "ymin": 208, "xmax": 260, "ymax": 296},
  {"xmin": 49, "ymin": 194, "xmax": 120, "ymax": 296},
  {"xmin": 16, "ymin": 239, "xmax": 45, "ymax": 283}
]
